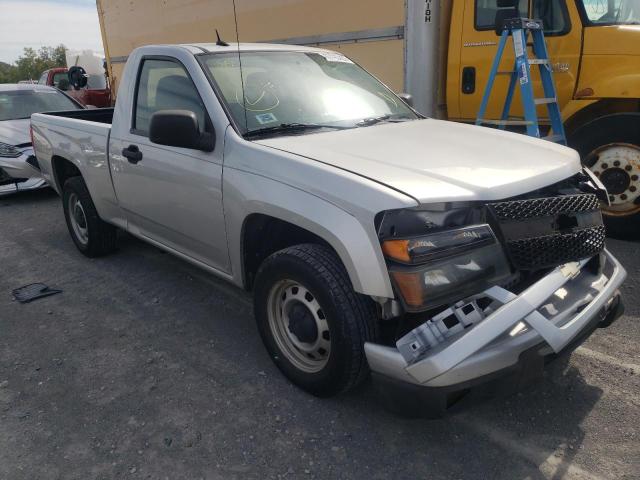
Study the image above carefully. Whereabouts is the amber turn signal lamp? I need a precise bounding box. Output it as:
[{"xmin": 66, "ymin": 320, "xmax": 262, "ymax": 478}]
[
  {"xmin": 575, "ymin": 88, "xmax": 594, "ymax": 98},
  {"xmin": 390, "ymin": 271, "xmax": 424, "ymax": 307},
  {"xmin": 382, "ymin": 239, "xmax": 411, "ymax": 263}
]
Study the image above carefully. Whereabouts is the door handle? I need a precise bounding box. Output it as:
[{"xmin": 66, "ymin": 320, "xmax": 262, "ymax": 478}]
[
  {"xmin": 122, "ymin": 144, "xmax": 143, "ymax": 164},
  {"xmin": 462, "ymin": 66, "xmax": 476, "ymax": 95}
]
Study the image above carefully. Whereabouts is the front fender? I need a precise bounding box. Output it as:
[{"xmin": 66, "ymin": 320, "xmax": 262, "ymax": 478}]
[
  {"xmin": 223, "ymin": 167, "xmax": 395, "ymax": 298},
  {"xmin": 577, "ymin": 55, "xmax": 640, "ymax": 99}
]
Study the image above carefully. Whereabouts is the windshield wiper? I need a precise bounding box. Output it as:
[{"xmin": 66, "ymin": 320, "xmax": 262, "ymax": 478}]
[
  {"xmin": 356, "ymin": 114, "xmax": 391, "ymax": 127},
  {"xmin": 356, "ymin": 114, "xmax": 416, "ymax": 127},
  {"xmin": 244, "ymin": 123, "xmax": 349, "ymax": 138}
]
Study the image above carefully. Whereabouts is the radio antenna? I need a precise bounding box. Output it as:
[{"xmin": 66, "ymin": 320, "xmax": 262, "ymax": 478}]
[
  {"xmin": 231, "ymin": 0, "xmax": 248, "ymax": 133},
  {"xmin": 215, "ymin": 29, "xmax": 229, "ymax": 47}
]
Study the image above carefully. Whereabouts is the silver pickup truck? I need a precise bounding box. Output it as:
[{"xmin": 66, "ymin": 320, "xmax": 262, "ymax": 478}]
[{"xmin": 31, "ymin": 43, "xmax": 626, "ymax": 416}]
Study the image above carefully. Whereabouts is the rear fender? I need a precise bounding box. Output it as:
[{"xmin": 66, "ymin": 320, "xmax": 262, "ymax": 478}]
[{"xmin": 31, "ymin": 116, "xmax": 124, "ymax": 227}]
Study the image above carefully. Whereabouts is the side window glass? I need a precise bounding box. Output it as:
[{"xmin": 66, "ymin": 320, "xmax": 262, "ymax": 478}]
[
  {"xmin": 475, "ymin": 0, "xmax": 528, "ymax": 30},
  {"xmin": 38, "ymin": 72, "xmax": 48, "ymax": 85},
  {"xmin": 581, "ymin": 0, "xmax": 640, "ymax": 25},
  {"xmin": 133, "ymin": 59, "xmax": 206, "ymax": 136},
  {"xmin": 533, "ymin": 0, "xmax": 570, "ymax": 35},
  {"xmin": 52, "ymin": 72, "xmax": 67, "ymax": 87}
]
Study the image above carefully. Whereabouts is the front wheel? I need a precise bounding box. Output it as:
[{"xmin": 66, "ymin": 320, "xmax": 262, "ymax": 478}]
[
  {"xmin": 253, "ymin": 244, "xmax": 377, "ymax": 397},
  {"xmin": 570, "ymin": 113, "xmax": 640, "ymax": 237}
]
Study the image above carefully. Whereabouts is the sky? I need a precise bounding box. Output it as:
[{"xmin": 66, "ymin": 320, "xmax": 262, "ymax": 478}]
[{"xmin": 0, "ymin": 0, "xmax": 104, "ymax": 64}]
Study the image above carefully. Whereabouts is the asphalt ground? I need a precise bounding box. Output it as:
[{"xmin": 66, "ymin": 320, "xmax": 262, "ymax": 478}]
[{"xmin": 0, "ymin": 188, "xmax": 638, "ymax": 480}]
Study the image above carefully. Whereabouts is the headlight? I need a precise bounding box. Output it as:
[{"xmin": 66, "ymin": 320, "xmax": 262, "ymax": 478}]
[
  {"xmin": 382, "ymin": 225, "xmax": 496, "ymax": 264},
  {"xmin": 381, "ymin": 222, "xmax": 511, "ymax": 312},
  {"xmin": 0, "ymin": 142, "xmax": 22, "ymax": 158}
]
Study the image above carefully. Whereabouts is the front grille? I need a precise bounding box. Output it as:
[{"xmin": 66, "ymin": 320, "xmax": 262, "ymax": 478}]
[
  {"xmin": 488, "ymin": 193, "xmax": 604, "ymax": 270},
  {"xmin": 507, "ymin": 225, "xmax": 605, "ymax": 270},
  {"xmin": 489, "ymin": 194, "xmax": 600, "ymax": 221}
]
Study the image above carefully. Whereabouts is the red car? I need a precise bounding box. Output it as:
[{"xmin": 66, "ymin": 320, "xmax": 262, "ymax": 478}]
[{"xmin": 38, "ymin": 67, "xmax": 111, "ymax": 108}]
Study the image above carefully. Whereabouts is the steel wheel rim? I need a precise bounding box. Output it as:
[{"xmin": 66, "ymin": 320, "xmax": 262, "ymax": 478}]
[
  {"xmin": 68, "ymin": 192, "xmax": 89, "ymax": 245},
  {"xmin": 267, "ymin": 279, "xmax": 331, "ymax": 373},
  {"xmin": 586, "ymin": 143, "xmax": 640, "ymax": 217}
]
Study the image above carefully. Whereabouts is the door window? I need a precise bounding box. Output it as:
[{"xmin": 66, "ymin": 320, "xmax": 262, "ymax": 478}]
[
  {"xmin": 133, "ymin": 58, "xmax": 206, "ymax": 136},
  {"xmin": 475, "ymin": 0, "xmax": 570, "ymax": 35},
  {"xmin": 38, "ymin": 71, "xmax": 48, "ymax": 85},
  {"xmin": 475, "ymin": 0, "xmax": 528, "ymax": 30},
  {"xmin": 532, "ymin": 0, "xmax": 570, "ymax": 35}
]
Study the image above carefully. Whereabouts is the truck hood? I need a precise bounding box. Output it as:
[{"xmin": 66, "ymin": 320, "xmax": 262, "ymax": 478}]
[
  {"xmin": 256, "ymin": 119, "xmax": 581, "ymax": 203},
  {"xmin": 0, "ymin": 119, "xmax": 31, "ymax": 146}
]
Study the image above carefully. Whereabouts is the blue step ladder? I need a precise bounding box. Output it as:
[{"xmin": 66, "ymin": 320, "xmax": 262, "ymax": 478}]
[{"xmin": 476, "ymin": 18, "xmax": 567, "ymax": 145}]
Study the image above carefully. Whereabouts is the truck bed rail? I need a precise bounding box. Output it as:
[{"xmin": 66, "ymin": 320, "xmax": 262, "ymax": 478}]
[{"xmin": 40, "ymin": 108, "xmax": 114, "ymax": 125}]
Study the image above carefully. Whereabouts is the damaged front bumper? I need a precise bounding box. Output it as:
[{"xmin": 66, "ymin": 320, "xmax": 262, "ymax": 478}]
[
  {"xmin": 365, "ymin": 249, "xmax": 626, "ymax": 411},
  {"xmin": 0, "ymin": 147, "xmax": 47, "ymax": 195}
]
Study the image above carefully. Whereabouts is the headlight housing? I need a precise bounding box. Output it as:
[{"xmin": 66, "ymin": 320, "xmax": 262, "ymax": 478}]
[
  {"xmin": 378, "ymin": 208, "xmax": 512, "ymax": 312},
  {"xmin": 382, "ymin": 225, "xmax": 496, "ymax": 264},
  {"xmin": 0, "ymin": 142, "xmax": 22, "ymax": 158}
]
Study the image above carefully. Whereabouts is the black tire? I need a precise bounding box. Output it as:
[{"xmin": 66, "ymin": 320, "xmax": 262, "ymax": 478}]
[
  {"xmin": 570, "ymin": 113, "xmax": 640, "ymax": 237},
  {"xmin": 62, "ymin": 176, "xmax": 117, "ymax": 257},
  {"xmin": 253, "ymin": 243, "xmax": 378, "ymax": 397}
]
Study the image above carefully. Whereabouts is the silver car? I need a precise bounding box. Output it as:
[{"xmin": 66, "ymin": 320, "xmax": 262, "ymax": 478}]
[
  {"xmin": 31, "ymin": 44, "xmax": 626, "ymax": 417},
  {"xmin": 0, "ymin": 84, "xmax": 82, "ymax": 195}
]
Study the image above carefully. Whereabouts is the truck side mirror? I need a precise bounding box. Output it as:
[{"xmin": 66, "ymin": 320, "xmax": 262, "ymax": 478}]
[
  {"xmin": 149, "ymin": 110, "xmax": 215, "ymax": 152},
  {"xmin": 68, "ymin": 66, "xmax": 88, "ymax": 90},
  {"xmin": 398, "ymin": 93, "xmax": 414, "ymax": 108}
]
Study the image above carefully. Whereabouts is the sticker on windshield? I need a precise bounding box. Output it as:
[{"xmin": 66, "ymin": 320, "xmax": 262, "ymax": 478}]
[
  {"xmin": 255, "ymin": 113, "xmax": 278, "ymax": 125},
  {"xmin": 317, "ymin": 52, "xmax": 353, "ymax": 64}
]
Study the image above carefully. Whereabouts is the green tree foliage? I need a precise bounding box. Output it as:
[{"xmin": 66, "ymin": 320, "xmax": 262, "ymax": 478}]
[{"xmin": 0, "ymin": 45, "xmax": 66, "ymax": 84}]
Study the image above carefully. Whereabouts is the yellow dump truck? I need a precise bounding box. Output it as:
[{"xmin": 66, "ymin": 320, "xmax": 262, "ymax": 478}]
[{"xmin": 96, "ymin": 0, "xmax": 640, "ymax": 233}]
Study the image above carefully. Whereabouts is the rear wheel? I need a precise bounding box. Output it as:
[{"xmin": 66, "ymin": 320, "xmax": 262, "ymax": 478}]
[
  {"xmin": 253, "ymin": 244, "xmax": 377, "ymax": 397},
  {"xmin": 571, "ymin": 114, "xmax": 640, "ymax": 237},
  {"xmin": 62, "ymin": 176, "xmax": 117, "ymax": 257}
]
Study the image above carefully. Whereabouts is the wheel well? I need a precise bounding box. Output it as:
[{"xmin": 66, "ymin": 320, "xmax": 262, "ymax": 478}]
[
  {"xmin": 565, "ymin": 99, "xmax": 640, "ymax": 140},
  {"xmin": 241, "ymin": 214, "xmax": 333, "ymax": 290},
  {"xmin": 52, "ymin": 156, "xmax": 81, "ymax": 191}
]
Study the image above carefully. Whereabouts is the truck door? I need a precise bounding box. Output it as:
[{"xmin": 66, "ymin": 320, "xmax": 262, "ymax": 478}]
[
  {"xmin": 457, "ymin": 0, "xmax": 581, "ymax": 122},
  {"xmin": 109, "ymin": 57, "xmax": 230, "ymax": 273}
]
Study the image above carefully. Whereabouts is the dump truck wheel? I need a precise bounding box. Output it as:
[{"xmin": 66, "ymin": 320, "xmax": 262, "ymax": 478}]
[{"xmin": 571, "ymin": 113, "xmax": 640, "ymax": 238}]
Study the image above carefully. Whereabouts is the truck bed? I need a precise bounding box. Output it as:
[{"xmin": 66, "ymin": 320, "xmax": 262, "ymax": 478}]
[
  {"xmin": 31, "ymin": 108, "xmax": 119, "ymax": 224},
  {"xmin": 42, "ymin": 107, "xmax": 114, "ymax": 125}
]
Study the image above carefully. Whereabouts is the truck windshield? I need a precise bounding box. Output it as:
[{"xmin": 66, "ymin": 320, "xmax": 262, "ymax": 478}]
[
  {"xmin": 201, "ymin": 51, "xmax": 418, "ymax": 136},
  {"xmin": 580, "ymin": 0, "xmax": 640, "ymax": 25},
  {"xmin": 0, "ymin": 89, "xmax": 79, "ymax": 121}
]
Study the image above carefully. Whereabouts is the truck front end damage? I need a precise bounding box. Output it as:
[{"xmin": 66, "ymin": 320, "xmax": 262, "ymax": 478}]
[{"xmin": 368, "ymin": 174, "xmax": 626, "ymax": 416}]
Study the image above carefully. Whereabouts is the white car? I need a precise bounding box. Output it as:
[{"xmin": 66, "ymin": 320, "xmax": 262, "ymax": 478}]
[{"xmin": 0, "ymin": 84, "xmax": 83, "ymax": 195}]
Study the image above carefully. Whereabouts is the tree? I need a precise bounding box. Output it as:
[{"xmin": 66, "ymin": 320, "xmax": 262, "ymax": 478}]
[
  {"xmin": 0, "ymin": 62, "xmax": 15, "ymax": 84},
  {"xmin": 0, "ymin": 45, "xmax": 67, "ymax": 83}
]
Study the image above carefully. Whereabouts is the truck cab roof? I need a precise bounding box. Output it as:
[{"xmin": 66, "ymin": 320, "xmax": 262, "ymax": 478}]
[{"xmin": 142, "ymin": 42, "xmax": 338, "ymax": 56}]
